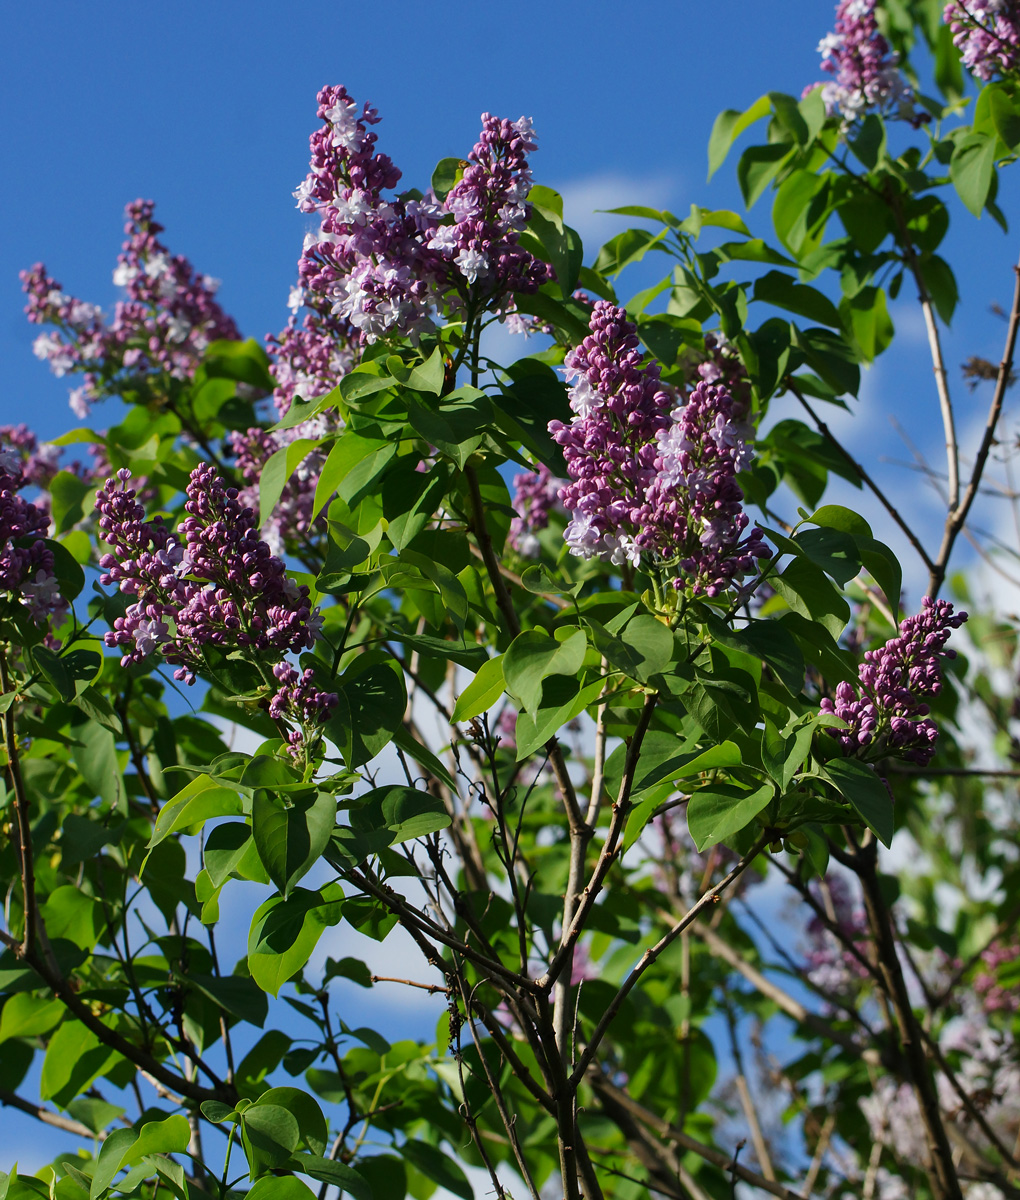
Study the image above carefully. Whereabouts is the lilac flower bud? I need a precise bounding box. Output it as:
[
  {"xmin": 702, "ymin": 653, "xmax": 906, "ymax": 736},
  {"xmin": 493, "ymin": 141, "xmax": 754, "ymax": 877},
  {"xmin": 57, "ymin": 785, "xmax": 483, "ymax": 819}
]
[{"xmin": 820, "ymin": 598, "xmax": 967, "ymax": 766}]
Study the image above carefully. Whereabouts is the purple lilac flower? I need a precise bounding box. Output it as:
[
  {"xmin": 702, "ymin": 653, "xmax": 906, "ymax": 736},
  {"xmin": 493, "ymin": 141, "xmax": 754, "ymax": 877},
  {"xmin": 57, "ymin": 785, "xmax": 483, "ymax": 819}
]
[
  {"xmin": 550, "ymin": 303, "xmax": 766, "ymax": 594},
  {"xmin": 295, "ymin": 85, "xmax": 446, "ymax": 342},
  {"xmin": 646, "ymin": 381, "xmax": 769, "ymax": 596},
  {"xmin": 508, "ymin": 463, "xmax": 563, "ymax": 556},
  {"xmin": 944, "ymin": 0, "xmax": 1020, "ymax": 79},
  {"xmin": 549, "ymin": 302, "xmax": 673, "ymax": 568},
  {"xmin": 22, "ymin": 201, "xmax": 238, "ymax": 417},
  {"xmin": 269, "ymin": 660, "xmax": 339, "ymax": 755},
  {"xmin": 96, "ymin": 465, "xmax": 322, "ymax": 686},
  {"xmin": 696, "ymin": 332, "xmax": 752, "ymax": 420},
  {"xmin": 0, "ymin": 425, "xmax": 62, "ymax": 493},
  {"xmin": 296, "ymin": 86, "xmax": 549, "ymax": 342},
  {"xmin": 803, "ymin": 874, "xmax": 872, "ymax": 1001},
  {"xmin": 820, "ymin": 597, "xmax": 968, "ymax": 765},
  {"xmin": 809, "ymin": 0, "xmax": 922, "ymax": 125},
  {"xmin": 431, "ymin": 114, "xmax": 550, "ymax": 306},
  {"xmin": 0, "ymin": 441, "xmax": 66, "ymax": 625}
]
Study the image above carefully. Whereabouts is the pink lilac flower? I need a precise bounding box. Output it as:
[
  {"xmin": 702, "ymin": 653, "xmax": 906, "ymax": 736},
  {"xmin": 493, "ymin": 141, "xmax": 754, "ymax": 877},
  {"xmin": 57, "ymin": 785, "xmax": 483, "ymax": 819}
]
[
  {"xmin": 96, "ymin": 465, "xmax": 323, "ymax": 687},
  {"xmin": 944, "ymin": 0, "xmax": 1020, "ymax": 79},
  {"xmin": 0, "ymin": 440, "xmax": 66, "ymax": 625},
  {"xmin": 820, "ymin": 598, "xmax": 968, "ymax": 766},
  {"xmin": 22, "ymin": 201, "xmax": 238, "ymax": 417},
  {"xmin": 646, "ymin": 380, "xmax": 768, "ymax": 596},
  {"xmin": 549, "ymin": 301, "xmax": 673, "ymax": 569},
  {"xmin": 809, "ymin": 0, "xmax": 922, "ymax": 125},
  {"xmin": 508, "ymin": 463, "xmax": 563, "ymax": 556}
]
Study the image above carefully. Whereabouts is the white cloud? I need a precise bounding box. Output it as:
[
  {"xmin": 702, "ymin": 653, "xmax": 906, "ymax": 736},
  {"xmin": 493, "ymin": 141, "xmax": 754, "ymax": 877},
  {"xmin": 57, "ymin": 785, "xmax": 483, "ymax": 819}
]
[{"xmin": 553, "ymin": 170, "xmax": 682, "ymax": 252}]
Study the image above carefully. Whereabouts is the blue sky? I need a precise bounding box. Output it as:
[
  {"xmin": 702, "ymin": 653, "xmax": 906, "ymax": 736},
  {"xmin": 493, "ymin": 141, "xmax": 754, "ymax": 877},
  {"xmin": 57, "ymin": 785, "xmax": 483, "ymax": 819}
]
[{"xmin": 3, "ymin": 0, "xmax": 1019, "ymax": 1178}]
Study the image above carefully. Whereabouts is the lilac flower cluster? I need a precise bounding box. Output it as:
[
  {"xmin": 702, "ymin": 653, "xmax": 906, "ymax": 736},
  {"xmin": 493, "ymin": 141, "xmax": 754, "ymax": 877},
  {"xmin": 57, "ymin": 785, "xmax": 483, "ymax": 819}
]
[
  {"xmin": 550, "ymin": 302, "xmax": 766, "ymax": 595},
  {"xmin": 972, "ymin": 940, "xmax": 1020, "ymax": 1013},
  {"xmin": 944, "ymin": 0, "xmax": 1020, "ymax": 79},
  {"xmin": 96, "ymin": 466, "xmax": 329, "ymax": 730},
  {"xmin": 809, "ymin": 0, "xmax": 921, "ymax": 125},
  {"xmin": 295, "ymin": 85, "xmax": 547, "ymax": 343},
  {"xmin": 508, "ymin": 463, "xmax": 562, "ymax": 557},
  {"xmin": 431, "ymin": 113, "xmax": 550, "ymax": 304},
  {"xmin": 270, "ymin": 661, "xmax": 339, "ymax": 753},
  {"xmin": 820, "ymin": 598, "xmax": 967, "ymax": 766},
  {"xmin": 0, "ymin": 440, "xmax": 65, "ymax": 625},
  {"xmin": 647, "ymin": 381, "xmax": 769, "ymax": 596},
  {"xmin": 549, "ymin": 302, "xmax": 672, "ymax": 569},
  {"xmin": 0, "ymin": 425, "xmax": 62, "ymax": 493},
  {"xmin": 803, "ymin": 874, "xmax": 872, "ymax": 1000},
  {"xmin": 696, "ymin": 332, "xmax": 752, "ymax": 420},
  {"xmin": 22, "ymin": 201, "xmax": 238, "ymax": 418}
]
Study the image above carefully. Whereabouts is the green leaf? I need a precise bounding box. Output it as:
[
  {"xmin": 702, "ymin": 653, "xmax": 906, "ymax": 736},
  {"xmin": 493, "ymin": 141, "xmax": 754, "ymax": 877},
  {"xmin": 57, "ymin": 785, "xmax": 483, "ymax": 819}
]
[
  {"xmin": 0, "ymin": 994, "xmax": 64, "ymax": 1042},
  {"xmin": 773, "ymin": 556, "xmax": 851, "ymax": 639},
  {"xmin": 840, "ymin": 286, "xmax": 894, "ymax": 362},
  {"xmin": 292, "ymin": 1157, "xmax": 371, "ymax": 1200},
  {"xmin": 43, "ymin": 537, "xmax": 85, "ymax": 603},
  {"xmin": 32, "ymin": 646, "xmax": 101, "ymax": 704},
  {"xmin": 515, "ymin": 676, "xmax": 605, "ymax": 760},
  {"xmin": 950, "ymin": 132, "xmax": 997, "ymax": 218},
  {"xmin": 451, "ymin": 655, "xmax": 505, "ymax": 723},
  {"xmin": 247, "ymin": 885, "xmax": 344, "ymax": 996},
  {"xmin": 255, "ymin": 1087, "xmax": 328, "ymax": 1157},
  {"xmin": 203, "ymin": 338, "xmax": 275, "ymax": 390},
  {"xmin": 243, "ymin": 1103, "xmax": 300, "ymax": 1169},
  {"xmin": 40, "ymin": 1019, "xmax": 120, "ymax": 1108},
  {"xmin": 823, "ymin": 758, "xmax": 894, "ymax": 846},
  {"xmin": 503, "ymin": 628, "xmax": 587, "ymax": 712},
  {"xmin": 48, "ymin": 470, "xmax": 92, "ymax": 534},
  {"xmin": 593, "ymin": 228, "xmax": 668, "ymax": 277},
  {"xmin": 126, "ymin": 1114, "xmax": 191, "ymax": 1162},
  {"xmin": 588, "ymin": 613, "xmax": 673, "ymax": 684},
  {"xmin": 90, "ymin": 1127, "xmax": 138, "ymax": 1198},
  {"xmin": 688, "ymin": 783, "xmax": 775, "ymax": 851},
  {"xmin": 330, "ymin": 650, "xmax": 406, "ymax": 769},
  {"xmin": 350, "ymin": 785, "xmax": 451, "ymax": 845},
  {"xmin": 245, "ymin": 1180, "xmax": 316, "ymax": 1200},
  {"xmin": 754, "ymin": 271, "xmax": 840, "ymax": 328},
  {"xmin": 737, "ymin": 143, "xmax": 794, "ymax": 208},
  {"xmin": 312, "ymin": 433, "xmax": 391, "ymax": 523},
  {"xmin": 431, "ymin": 156, "xmax": 464, "ymax": 201},
  {"xmin": 39, "ymin": 886, "xmax": 103, "ymax": 951},
  {"xmin": 150, "ymin": 775, "xmax": 242, "ymax": 847},
  {"xmin": 253, "ymin": 787, "xmax": 335, "ymax": 896},
  {"xmin": 259, "ymin": 437, "xmax": 323, "ymax": 526},
  {"xmin": 708, "ymin": 94, "xmax": 770, "ymax": 178},
  {"xmin": 401, "ymin": 1139, "xmax": 473, "ymax": 1200},
  {"xmin": 792, "ymin": 327, "xmax": 860, "ymax": 397}
]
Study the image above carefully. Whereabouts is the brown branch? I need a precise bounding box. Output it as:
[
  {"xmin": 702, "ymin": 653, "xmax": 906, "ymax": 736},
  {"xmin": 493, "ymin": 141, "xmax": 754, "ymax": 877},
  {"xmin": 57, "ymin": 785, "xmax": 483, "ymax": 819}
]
[
  {"xmin": 928, "ymin": 252, "xmax": 1020, "ymax": 598},
  {"xmin": 569, "ymin": 835, "xmax": 768, "ymax": 1089},
  {"xmin": 0, "ymin": 1088, "xmax": 102, "ymax": 1140},
  {"xmin": 590, "ymin": 1076, "xmax": 807, "ymax": 1200},
  {"xmin": 851, "ymin": 833, "xmax": 963, "ymax": 1200}
]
